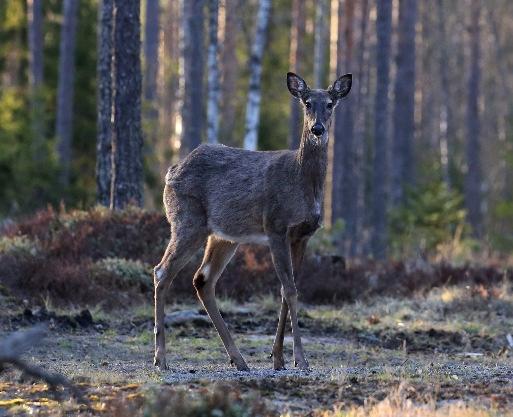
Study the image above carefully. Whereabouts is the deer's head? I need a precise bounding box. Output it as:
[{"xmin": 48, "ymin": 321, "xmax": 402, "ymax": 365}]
[{"xmin": 287, "ymin": 72, "xmax": 352, "ymax": 143}]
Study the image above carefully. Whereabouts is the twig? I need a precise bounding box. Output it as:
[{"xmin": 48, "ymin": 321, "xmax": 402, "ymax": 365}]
[{"xmin": 0, "ymin": 326, "xmax": 86, "ymax": 403}]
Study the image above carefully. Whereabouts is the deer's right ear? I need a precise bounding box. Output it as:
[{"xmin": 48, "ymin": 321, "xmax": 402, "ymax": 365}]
[{"xmin": 287, "ymin": 72, "xmax": 308, "ymax": 98}]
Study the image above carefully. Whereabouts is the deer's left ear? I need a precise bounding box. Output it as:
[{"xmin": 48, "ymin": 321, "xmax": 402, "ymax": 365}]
[{"xmin": 329, "ymin": 74, "xmax": 352, "ymax": 100}]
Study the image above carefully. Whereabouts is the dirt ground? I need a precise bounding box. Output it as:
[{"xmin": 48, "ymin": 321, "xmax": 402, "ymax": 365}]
[{"xmin": 1, "ymin": 284, "xmax": 512, "ymax": 416}]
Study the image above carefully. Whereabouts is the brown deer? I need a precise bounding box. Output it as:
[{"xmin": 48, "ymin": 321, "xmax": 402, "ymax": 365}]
[{"xmin": 153, "ymin": 72, "xmax": 352, "ymax": 371}]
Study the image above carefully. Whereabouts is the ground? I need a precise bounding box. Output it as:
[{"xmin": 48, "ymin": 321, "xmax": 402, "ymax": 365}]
[{"xmin": 0, "ymin": 283, "xmax": 512, "ymax": 416}]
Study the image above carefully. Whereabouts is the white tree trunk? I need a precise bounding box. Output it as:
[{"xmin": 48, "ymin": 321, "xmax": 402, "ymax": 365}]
[
  {"xmin": 243, "ymin": 0, "xmax": 271, "ymax": 151},
  {"xmin": 206, "ymin": 0, "xmax": 220, "ymax": 144}
]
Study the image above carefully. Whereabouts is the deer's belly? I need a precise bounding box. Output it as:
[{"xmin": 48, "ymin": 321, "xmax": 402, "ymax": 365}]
[{"xmin": 209, "ymin": 222, "xmax": 269, "ymax": 245}]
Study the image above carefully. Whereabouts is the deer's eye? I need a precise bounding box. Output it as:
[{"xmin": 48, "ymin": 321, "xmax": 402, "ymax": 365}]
[
  {"xmin": 305, "ymin": 102, "xmax": 312, "ymax": 109},
  {"xmin": 327, "ymin": 102, "xmax": 333, "ymax": 109}
]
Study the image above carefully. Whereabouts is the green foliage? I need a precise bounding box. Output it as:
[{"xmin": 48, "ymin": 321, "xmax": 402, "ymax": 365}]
[
  {"xmin": 490, "ymin": 200, "xmax": 513, "ymax": 251},
  {"xmin": 389, "ymin": 181, "xmax": 468, "ymax": 257},
  {"xmin": 0, "ymin": 235, "xmax": 40, "ymax": 256},
  {"xmin": 0, "ymin": 0, "xmax": 97, "ymax": 216}
]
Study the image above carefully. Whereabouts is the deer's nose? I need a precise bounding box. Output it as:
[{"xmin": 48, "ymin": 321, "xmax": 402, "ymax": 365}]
[{"xmin": 311, "ymin": 123, "xmax": 325, "ymax": 137}]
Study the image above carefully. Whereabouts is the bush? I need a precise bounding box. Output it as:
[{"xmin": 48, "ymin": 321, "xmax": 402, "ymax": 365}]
[
  {"xmin": 92, "ymin": 257, "xmax": 152, "ymax": 288},
  {"xmin": 389, "ymin": 181, "xmax": 469, "ymax": 258},
  {"xmin": 108, "ymin": 384, "xmax": 273, "ymax": 417}
]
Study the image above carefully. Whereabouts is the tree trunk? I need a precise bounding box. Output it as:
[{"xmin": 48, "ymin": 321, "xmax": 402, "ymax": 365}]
[
  {"xmin": 464, "ymin": 0, "xmax": 483, "ymax": 237},
  {"xmin": 436, "ymin": 0, "xmax": 452, "ymax": 188},
  {"xmin": 332, "ymin": 0, "xmax": 356, "ymax": 255},
  {"xmin": 352, "ymin": 0, "xmax": 370, "ymax": 256},
  {"xmin": 55, "ymin": 0, "xmax": 79, "ymax": 187},
  {"xmin": 219, "ymin": 0, "xmax": 239, "ymax": 146},
  {"xmin": 143, "ymin": 0, "xmax": 160, "ymax": 147},
  {"xmin": 371, "ymin": 0, "xmax": 393, "ymax": 259},
  {"xmin": 313, "ymin": 0, "xmax": 329, "ymax": 88},
  {"xmin": 391, "ymin": 0, "xmax": 417, "ymax": 206},
  {"xmin": 206, "ymin": 0, "xmax": 220, "ymax": 144},
  {"xmin": 111, "ymin": 0, "xmax": 144, "ymax": 209},
  {"xmin": 96, "ymin": 0, "xmax": 114, "ymax": 206},
  {"xmin": 181, "ymin": 0, "xmax": 205, "ymax": 156},
  {"xmin": 27, "ymin": 0, "xmax": 45, "ymax": 161},
  {"xmin": 243, "ymin": 0, "xmax": 271, "ymax": 151},
  {"xmin": 288, "ymin": 0, "xmax": 305, "ymax": 149}
]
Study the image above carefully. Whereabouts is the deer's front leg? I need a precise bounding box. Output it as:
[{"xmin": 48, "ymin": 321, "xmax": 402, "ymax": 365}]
[{"xmin": 268, "ymin": 234, "xmax": 309, "ymax": 370}]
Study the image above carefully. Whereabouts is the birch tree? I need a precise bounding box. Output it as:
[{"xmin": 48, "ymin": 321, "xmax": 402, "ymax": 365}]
[
  {"xmin": 55, "ymin": 0, "xmax": 79, "ymax": 187},
  {"xmin": 465, "ymin": 0, "xmax": 483, "ymax": 237},
  {"xmin": 372, "ymin": 0, "xmax": 392, "ymax": 259},
  {"xmin": 243, "ymin": 0, "xmax": 271, "ymax": 151},
  {"xmin": 96, "ymin": 0, "xmax": 113, "ymax": 206},
  {"xmin": 288, "ymin": 0, "xmax": 305, "ymax": 149},
  {"xmin": 391, "ymin": 0, "xmax": 417, "ymax": 206},
  {"xmin": 206, "ymin": 0, "xmax": 220, "ymax": 144},
  {"xmin": 111, "ymin": 0, "xmax": 144, "ymax": 209},
  {"xmin": 27, "ymin": 0, "xmax": 44, "ymax": 160}
]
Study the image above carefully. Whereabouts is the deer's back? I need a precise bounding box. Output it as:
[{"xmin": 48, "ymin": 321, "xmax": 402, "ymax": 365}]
[{"xmin": 165, "ymin": 144, "xmax": 297, "ymax": 239}]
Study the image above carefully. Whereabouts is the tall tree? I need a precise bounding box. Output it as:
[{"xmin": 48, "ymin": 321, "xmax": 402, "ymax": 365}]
[
  {"xmin": 181, "ymin": 0, "xmax": 205, "ymax": 156},
  {"xmin": 219, "ymin": 0, "xmax": 239, "ymax": 146},
  {"xmin": 111, "ymin": 0, "xmax": 144, "ymax": 209},
  {"xmin": 391, "ymin": 0, "xmax": 417, "ymax": 206},
  {"xmin": 436, "ymin": 0, "xmax": 452, "ymax": 187},
  {"xmin": 206, "ymin": 0, "xmax": 220, "ymax": 144},
  {"xmin": 143, "ymin": 0, "xmax": 160, "ymax": 147},
  {"xmin": 96, "ymin": 0, "xmax": 113, "ymax": 206},
  {"xmin": 27, "ymin": 0, "xmax": 44, "ymax": 160},
  {"xmin": 332, "ymin": 0, "xmax": 356, "ymax": 255},
  {"xmin": 243, "ymin": 0, "xmax": 271, "ymax": 150},
  {"xmin": 55, "ymin": 0, "xmax": 79, "ymax": 187},
  {"xmin": 313, "ymin": 0, "xmax": 329, "ymax": 88},
  {"xmin": 352, "ymin": 0, "xmax": 370, "ymax": 256},
  {"xmin": 465, "ymin": 0, "xmax": 483, "ymax": 236},
  {"xmin": 288, "ymin": 0, "xmax": 305, "ymax": 149},
  {"xmin": 371, "ymin": 0, "xmax": 392, "ymax": 259}
]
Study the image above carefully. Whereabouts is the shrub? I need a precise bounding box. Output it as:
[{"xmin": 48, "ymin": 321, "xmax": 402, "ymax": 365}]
[
  {"xmin": 92, "ymin": 257, "xmax": 152, "ymax": 288},
  {"xmin": 389, "ymin": 181, "xmax": 469, "ymax": 258},
  {"xmin": 0, "ymin": 235, "xmax": 40, "ymax": 257},
  {"xmin": 108, "ymin": 384, "xmax": 273, "ymax": 417}
]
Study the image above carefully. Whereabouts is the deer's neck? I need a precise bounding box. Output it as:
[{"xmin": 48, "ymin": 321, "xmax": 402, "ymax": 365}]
[{"xmin": 295, "ymin": 128, "xmax": 328, "ymax": 200}]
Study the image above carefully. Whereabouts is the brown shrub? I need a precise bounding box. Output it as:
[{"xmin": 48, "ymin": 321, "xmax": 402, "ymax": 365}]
[{"xmin": 1, "ymin": 206, "xmax": 511, "ymax": 307}]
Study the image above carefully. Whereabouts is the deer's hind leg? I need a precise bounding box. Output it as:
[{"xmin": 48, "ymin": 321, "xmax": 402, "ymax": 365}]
[
  {"xmin": 154, "ymin": 195, "xmax": 207, "ymax": 370},
  {"xmin": 193, "ymin": 236, "xmax": 249, "ymax": 371}
]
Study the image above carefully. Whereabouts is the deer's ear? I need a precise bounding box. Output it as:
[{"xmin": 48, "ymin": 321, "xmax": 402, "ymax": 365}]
[
  {"xmin": 287, "ymin": 72, "xmax": 308, "ymax": 98},
  {"xmin": 329, "ymin": 74, "xmax": 352, "ymax": 100}
]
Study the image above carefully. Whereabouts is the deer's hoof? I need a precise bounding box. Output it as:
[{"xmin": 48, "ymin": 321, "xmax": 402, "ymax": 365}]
[
  {"xmin": 231, "ymin": 357, "xmax": 250, "ymax": 372},
  {"xmin": 153, "ymin": 356, "xmax": 168, "ymax": 370},
  {"xmin": 294, "ymin": 359, "xmax": 310, "ymax": 371},
  {"xmin": 273, "ymin": 355, "xmax": 286, "ymax": 371}
]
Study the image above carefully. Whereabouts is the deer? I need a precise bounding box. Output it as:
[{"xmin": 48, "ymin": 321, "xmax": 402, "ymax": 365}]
[{"xmin": 153, "ymin": 72, "xmax": 352, "ymax": 371}]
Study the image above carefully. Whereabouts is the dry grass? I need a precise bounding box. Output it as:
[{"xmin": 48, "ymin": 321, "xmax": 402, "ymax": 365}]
[{"xmin": 312, "ymin": 383, "xmax": 512, "ymax": 417}]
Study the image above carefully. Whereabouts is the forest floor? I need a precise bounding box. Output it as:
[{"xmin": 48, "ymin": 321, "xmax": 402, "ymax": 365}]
[{"xmin": 1, "ymin": 283, "xmax": 513, "ymax": 416}]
